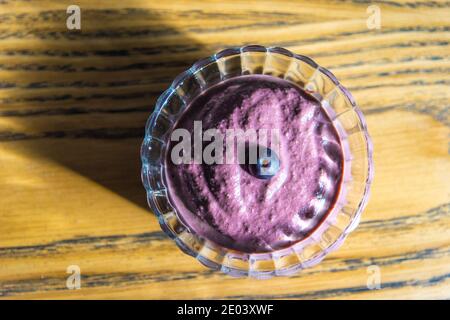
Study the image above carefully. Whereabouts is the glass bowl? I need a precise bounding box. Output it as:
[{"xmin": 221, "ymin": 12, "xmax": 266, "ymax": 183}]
[{"xmin": 141, "ymin": 45, "xmax": 374, "ymax": 278}]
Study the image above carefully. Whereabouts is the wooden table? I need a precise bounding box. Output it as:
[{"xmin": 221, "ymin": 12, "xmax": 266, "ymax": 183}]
[{"xmin": 0, "ymin": 0, "xmax": 449, "ymax": 299}]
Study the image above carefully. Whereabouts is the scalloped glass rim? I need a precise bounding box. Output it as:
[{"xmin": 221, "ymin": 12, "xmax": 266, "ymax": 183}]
[{"xmin": 141, "ymin": 45, "xmax": 374, "ymax": 278}]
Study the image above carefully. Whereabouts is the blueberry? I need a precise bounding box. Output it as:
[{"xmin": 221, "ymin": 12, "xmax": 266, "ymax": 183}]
[{"xmin": 249, "ymin": 147, "xmax": 280, "ymax": 179}]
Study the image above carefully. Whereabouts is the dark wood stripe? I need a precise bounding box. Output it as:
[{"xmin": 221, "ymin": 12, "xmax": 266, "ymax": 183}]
[
  {"xmin": 0, "ymin": 90, "xmax": 158, "ymax": 104},
  {"xmin": 0, "ymin": 270, "xmax": 218, "ymax": 297},
  {"xmin": 0, "ymin": 28, "xmax": 179, "ymax": 41},
  {"xmin": 0, "ymin": 45, "xmax": 202, "ymax": 58},
  {"xmin": 0, "ymin": 81, "xmax": 14, "ymax": 88},
  {"xmin": 3, "ymin": 60, "xmax": 448, "ymax": 86},
  {"xmin": 0, "ymin": 8, "xmax": 299, "ymax": 25},
  {"xmin": 0, "ymin": 40, "xmax": 447, "ymax": 63},
  {"xmin": 347, "ymin": 0, "xmax": 450, "ymax": 9},
  {"xmin": 327, "ymin": 54, "xmax": 445, "ymax": 69},
  {"xmin": 345, "ymin": 68, "xmax": 450, "ymax": 80},
  {"xmin": 365, "ymin": 101, "xmax": 449, "ymax": 127},
  {"xmin": 0, "ymin": 85, "xmax": 447, "ymax": 123},
  {"xmin": 0, "ymin": 204, "xmax": 447, "ymax": 262},
  {"xmin": 1, "ymin": 246, "xmax": 448, "ymax": 297},
  {"xmin": 0, "ymin": 79, "xmax": 446, "ymax": 107},
  {"xmin": 0, "ymin": 104, "xmax": 151, "ymax": 117},
  {"xmin": 327, "ymin": 246, "xmax": 450, "ymax": 274},
  {"xmin": 0, "ymin": 203, "xmax": 448, "ymax": 296},
  {"xmin": 316, "ymin": 40, "xmax": 450, "ymax": 60},
  {"xmin": 0, "ymin": 231, "xmax": 166, "ymax": 259},
  {"xmin": 0, "ymin": 78, "xmax": 168, "ymax": 90},
  {"xmin": 0, "ymin": 27, "xmax": 448, "ymax": 59},
  {"xmin": 348, "ymin": 80, "xmax": 450, "ymax": 91},
  {"xmin": 359, "ymin": 203, "xmax": 450, "ymax": 231},
  {"xmin": 0, "ymin": 60, "xmax": 188, "ymax": 72},
  {"xmin": 0, "ymin": 24, "xmax": 447, "ymax": 41},
  {"xmin": 223, "ymin": 272, "xmax": 450, "ymax": 299},
  {"xmin": 0, "ymin": 66, "xmax": 445, "ymax": 92},
  {"xmin": 234, "ymin": 26, "xmax": 450, "ymax": 51},
  {"xmin": 0, "ymin": 127, "xmax": 145, "ymax": 141},
  {"xmin": 0, "ymin": 100, "xmax": 447, "ymax": 142}
]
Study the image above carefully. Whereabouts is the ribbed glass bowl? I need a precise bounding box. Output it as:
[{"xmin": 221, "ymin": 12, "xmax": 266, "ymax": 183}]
[{"xmin": 141, "ymin": 45, "xmax": 373, "ymax": 278}]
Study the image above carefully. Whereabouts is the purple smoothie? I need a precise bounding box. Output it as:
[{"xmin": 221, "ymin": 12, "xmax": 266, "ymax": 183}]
[{"xmin": 164, "ymin": 75, "xmax": 343, "ymax": 253}]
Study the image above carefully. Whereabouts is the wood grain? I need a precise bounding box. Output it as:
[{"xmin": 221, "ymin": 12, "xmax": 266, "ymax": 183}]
[{"xmin": 0, "ymin": 0, "xmax": 449, "ymax": 299}]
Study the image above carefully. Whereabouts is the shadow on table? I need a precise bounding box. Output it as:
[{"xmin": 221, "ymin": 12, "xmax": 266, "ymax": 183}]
[{"xmin": 4, "ymin": 5, "xmax": 207, "ymax": 211}]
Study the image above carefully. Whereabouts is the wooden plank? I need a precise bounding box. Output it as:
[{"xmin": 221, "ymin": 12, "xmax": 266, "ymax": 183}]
[{"xmin": 0, "ymin": 0, "xmax": 449, "ymax": 299}]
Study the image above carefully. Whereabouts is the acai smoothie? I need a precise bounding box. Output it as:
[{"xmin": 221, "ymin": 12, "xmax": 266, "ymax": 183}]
[{"xmin": 164, "ymin": 74, "xmax": 344, "ymax": 253}]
